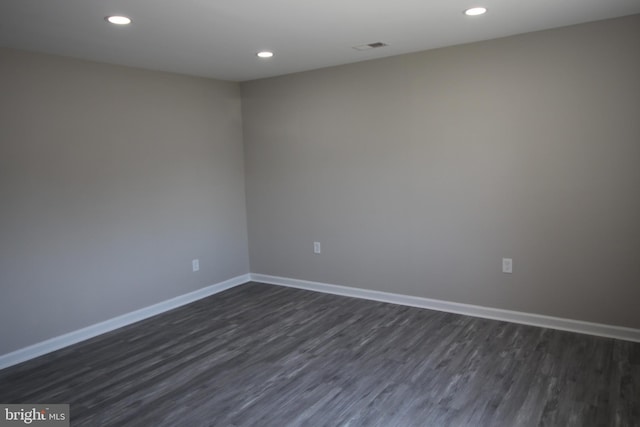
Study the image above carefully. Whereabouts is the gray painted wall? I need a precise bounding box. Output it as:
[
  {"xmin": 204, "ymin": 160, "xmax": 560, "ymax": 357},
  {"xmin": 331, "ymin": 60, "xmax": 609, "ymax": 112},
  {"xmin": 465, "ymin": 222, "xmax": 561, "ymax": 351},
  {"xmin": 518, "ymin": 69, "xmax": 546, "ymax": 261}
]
[
  {"xmin": 1, "ymin": 14, "xmax": 639, "ymax": 357},
  {"xmin": 242, "ymin": 15, "xmax": 640, "ymax": 329},
  {"xmin": 0, "ymin": 48, "xmax": 249, "ymax": 354}
]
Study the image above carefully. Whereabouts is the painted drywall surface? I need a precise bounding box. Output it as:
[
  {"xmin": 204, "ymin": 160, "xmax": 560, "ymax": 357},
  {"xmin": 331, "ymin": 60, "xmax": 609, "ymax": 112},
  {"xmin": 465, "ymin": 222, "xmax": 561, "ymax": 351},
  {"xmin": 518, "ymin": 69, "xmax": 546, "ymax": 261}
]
[
  {"xmin": 242, "ymin": 15, "xmax": 640, "ymax": 328},
  {"xmin": 0, "ymin": 49, "xmax": 249, "ymax": 354}
]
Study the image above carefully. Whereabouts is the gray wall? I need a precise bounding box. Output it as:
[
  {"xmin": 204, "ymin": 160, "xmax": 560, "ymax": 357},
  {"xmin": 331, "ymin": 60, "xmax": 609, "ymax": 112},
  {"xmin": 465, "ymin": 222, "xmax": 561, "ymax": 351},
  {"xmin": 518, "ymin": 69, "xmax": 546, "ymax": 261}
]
[
  {"xmin": 0, "ymin": 48, "xmax": 249, "ymax": 355},
  {"xmin": 242, "ymin": 15, "xmax": 640, "ymax": 329},
  {"xmin": 1, "ymin": 14, "xmax": 639, "ymax": 357}
]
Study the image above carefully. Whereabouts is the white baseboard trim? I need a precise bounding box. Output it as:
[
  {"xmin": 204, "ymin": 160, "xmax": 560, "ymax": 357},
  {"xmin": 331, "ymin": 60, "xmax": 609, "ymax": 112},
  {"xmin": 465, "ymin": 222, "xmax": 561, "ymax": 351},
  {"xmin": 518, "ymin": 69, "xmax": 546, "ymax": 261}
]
[
  {"xmin": 250, "ymin": 273, "xmax": 640, "ymax": 343},
  {"xmin": 3, "ymin": 272, "xmax": 638, "ymax": 371},
  {"xmin": 0, "ymin": 274, "xmax": 250, "ymax": 371}
]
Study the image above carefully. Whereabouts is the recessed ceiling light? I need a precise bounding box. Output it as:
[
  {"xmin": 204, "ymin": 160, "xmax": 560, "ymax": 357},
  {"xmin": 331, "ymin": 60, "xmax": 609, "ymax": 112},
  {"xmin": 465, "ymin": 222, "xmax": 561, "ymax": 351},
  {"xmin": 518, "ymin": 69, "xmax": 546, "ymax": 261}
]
[
  {"xmin": 256, "ymin": 51, "xmax": 274, "ymax": 59},
  {"xmin": 464, "ymin": 7, "xmax": 487, "ymax": 16},
  {"xmin": 105, "ymin": 15, "xmax": 132, "ymax": 25}
]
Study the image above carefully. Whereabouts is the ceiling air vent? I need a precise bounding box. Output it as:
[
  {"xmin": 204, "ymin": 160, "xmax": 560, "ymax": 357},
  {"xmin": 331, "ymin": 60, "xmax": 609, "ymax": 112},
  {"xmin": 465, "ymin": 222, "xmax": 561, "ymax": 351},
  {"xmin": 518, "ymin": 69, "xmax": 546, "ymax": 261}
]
[{"xmin": 352, "ymin": 42, "xmax": 388, "ymax": 51}]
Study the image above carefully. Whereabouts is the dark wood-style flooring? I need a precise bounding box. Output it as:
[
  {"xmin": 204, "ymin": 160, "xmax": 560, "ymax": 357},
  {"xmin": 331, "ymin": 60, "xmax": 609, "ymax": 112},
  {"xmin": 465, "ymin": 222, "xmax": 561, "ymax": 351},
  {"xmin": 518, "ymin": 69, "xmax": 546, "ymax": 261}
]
[{"xmin": 1, "ymin": 282, "xmax": 638, "ymax": 426}]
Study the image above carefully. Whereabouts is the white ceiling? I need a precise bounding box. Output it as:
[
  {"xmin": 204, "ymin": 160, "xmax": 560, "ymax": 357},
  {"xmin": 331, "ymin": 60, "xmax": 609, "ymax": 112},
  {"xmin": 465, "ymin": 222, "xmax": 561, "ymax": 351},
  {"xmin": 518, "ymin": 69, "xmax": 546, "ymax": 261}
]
[{"xmin": 1, "ymin": 0, "xmax": 639, "ymax": 82}]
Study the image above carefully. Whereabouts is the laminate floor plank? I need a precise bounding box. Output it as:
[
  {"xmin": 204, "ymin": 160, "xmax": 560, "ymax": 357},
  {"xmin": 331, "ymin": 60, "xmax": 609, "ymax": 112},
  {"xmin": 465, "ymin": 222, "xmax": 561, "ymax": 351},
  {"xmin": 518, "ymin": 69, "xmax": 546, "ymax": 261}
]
[{"xmin": 1, "ymin": 282, "xmax": 639, "ymax": 426}]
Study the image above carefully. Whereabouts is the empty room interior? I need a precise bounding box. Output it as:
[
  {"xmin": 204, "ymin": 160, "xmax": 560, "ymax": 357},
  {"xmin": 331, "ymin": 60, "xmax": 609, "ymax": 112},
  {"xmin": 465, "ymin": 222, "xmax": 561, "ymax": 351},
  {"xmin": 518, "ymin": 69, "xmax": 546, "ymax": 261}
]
[{"xmin": 1, "ymin": 0, "xmax": 639, "ymax": 425}]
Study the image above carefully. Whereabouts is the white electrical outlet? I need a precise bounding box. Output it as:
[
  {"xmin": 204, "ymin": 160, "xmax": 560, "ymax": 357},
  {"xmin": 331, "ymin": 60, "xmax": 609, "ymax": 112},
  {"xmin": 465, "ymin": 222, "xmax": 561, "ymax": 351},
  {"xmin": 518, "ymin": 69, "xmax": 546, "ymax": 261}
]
[
  {"xmin": 192, "ymin": 259, "xmax": 200, "ymax": 272},
  {"xmin": 313, "ymin": 242, "xmax": 321, "ymax": 254},
  {"xmin": 502, "ymin": 258, "xmax": 513, "ymax": 274}
]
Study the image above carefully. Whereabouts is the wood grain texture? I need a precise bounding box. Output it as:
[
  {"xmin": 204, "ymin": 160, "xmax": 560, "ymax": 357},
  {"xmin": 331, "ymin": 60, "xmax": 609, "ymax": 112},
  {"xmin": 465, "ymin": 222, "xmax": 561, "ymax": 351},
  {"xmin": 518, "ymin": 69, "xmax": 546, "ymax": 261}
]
[{"xmin": 1, "ymin": 282, "xmax": 638, "ymax": 426}]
